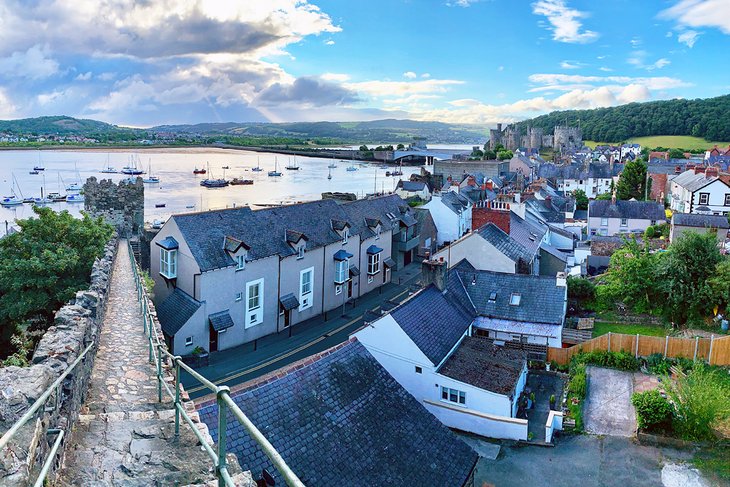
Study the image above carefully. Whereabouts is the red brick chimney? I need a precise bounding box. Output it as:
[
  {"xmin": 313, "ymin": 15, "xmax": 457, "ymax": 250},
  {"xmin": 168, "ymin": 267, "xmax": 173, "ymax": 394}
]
[
  {"xmin": 705, "ymin": 166, "xmax": 719, "ymax": 178},
  {"xmin": 472, "ymin": 203, "xmax": 511, "ymax": 233},
  {"xmin": 695, "ymin": 166, "xmax": 706, "ymax": 175}
]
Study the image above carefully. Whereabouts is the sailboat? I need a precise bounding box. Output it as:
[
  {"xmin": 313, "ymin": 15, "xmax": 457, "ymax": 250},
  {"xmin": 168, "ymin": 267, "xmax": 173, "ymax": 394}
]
[
  {"xmin": 100, "ymin": 154, "xmax": 117, "ymax": 173},
  {"xmin": 327, "ymin": 167, "xmax": 332, "ymax": 180},
  {"xmin": 285, "ymin": 156, "xmax": 300, "ymax": 170},
  {"xmin": 143, "ymin": 158, "xmax": 160, "ymax": 184},
  {"xmin": 121, "ymin": 154, "xmax": 144, "ymax": 175},
  {"xmin": 33, "ymin": 150, "xmax": 45, "ymax": 171},
  {"xmin": 33, "ymin": 175, "xmax": 52, "ymax": 205},
  {"xmin": 268, "ymin": 157, "xmax": 282, "ymax": 177},
  {"xmin": 200, "ymin": 163, "xmax": 228, "ymax": 188},
  {"xmin": 2, "ymin": 174, "xmax": 24, "ymax": 206},
  {"xmin": 346, "ymin": 151, "xmax": 358, "ymax": 171},
  {"xmin": 251, "ymin": 157, "xmax": 263, "ymax": 172}
]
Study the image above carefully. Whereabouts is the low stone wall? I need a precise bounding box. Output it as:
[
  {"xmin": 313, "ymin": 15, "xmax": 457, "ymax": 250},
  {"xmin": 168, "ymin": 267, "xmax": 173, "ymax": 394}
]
[{"xmin": 0, "ymin": 237, "xmax": 118, "ymax": 486}]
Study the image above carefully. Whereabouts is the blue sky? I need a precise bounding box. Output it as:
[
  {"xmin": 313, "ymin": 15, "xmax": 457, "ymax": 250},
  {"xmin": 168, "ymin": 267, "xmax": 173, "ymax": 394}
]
[{"xmin": 0, "ymin": 0, "xmax": 726, "ymax": 127}]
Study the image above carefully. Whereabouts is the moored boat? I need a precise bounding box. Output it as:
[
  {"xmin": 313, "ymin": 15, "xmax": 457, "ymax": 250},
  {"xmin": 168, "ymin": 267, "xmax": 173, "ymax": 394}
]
[{"xmin": 230, "ymin": 178, "xmax": 254, "ymax": 185}]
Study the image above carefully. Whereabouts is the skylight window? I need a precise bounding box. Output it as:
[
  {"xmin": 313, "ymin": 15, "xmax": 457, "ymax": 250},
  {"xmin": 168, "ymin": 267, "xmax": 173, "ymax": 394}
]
[
  {"xmin": 488, "ymin": 291, "xmax": 497, "ymax": 303},
  {"xmin": 510, "ymin": 293, "xmax": 521, "ymax": 306}
]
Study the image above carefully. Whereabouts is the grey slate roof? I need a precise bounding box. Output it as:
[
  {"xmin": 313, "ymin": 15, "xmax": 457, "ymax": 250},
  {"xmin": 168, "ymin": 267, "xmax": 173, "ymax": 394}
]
[
  {"xmin": 366, "ymin": 244, "xmax": 383, "ymax": 254},
  {"xmin": 440, "ymin": 191, "xmax": 471, "ymax": 215},
  {"xmin": 391, "ymin": 285, "xmax": 474, "ymax": 365},
  {"xmin": 197, "ymin": 339, "xmax": 478, "ymax": 487},
  {"xmin": 279, "ymin": 293, "xmax": 299, "ymax": 311},
  {"xmin": 333, "ymin": 249, "xmax": 352, "ymax": 261},
  {"xmin": 438, "ymin": 337, "xmax": 527, "ymax": 396},
  {"xmin": 172, "ymin": 195, "xmax": 420, "ymax": 272},
  {"xmin": 209, "ymin": 310, "xmax": 234, "ymax": 331},
  {"xmin": 157, "ymin": 289, "xmax": 202, "ymax": 336},
  {"xmin": 397, "ymin": 180, "xmax": 427, "ymax": 192},
  {"xmin": 589, "ymin": 200, "xmax": 666, "ymax": 220},
  {"xmin": 476, "ymin": 223, "xmax": 533, "ymax": 263},
  {"xmin": 157, "ymin": 236, "xmax": 179, "ymax": 250},
  {"xmin": 510, "ymin": 213, "xmax": 546, "ymax": 257},
  {"xmin": 671, "ymin": 169, "xmax": 720, "ymax": 192},
  {"xmin": 450, "ymin": 260, "xmax": 566, "ymax": 325},
  {"xmin": 672, "ymin": 213, "xmax": 730, "ymax": 229},
  {"xmin": 537, "ymin": 162, "xmax": 622, "ymax": 180}
]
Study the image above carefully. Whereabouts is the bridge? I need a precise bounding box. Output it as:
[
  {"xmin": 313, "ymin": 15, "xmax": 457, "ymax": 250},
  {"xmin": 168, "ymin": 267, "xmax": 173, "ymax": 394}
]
[{"xmin": 0, "ymin": 240, "xmax": 303, "ymax": 486}]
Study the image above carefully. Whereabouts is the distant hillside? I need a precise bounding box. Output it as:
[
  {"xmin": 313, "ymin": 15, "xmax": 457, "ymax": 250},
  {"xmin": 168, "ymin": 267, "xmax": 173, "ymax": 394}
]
[
  {"xmin": 152, "ymin": 119, "xmax": 487, "ymax": 144},
  {"xmin": 515, "ymin": 94, "xmax": 730, "ymax": 143},
  {"xmin": 0, "ymin": 116, "xmax": 126, "ymax": 135}
]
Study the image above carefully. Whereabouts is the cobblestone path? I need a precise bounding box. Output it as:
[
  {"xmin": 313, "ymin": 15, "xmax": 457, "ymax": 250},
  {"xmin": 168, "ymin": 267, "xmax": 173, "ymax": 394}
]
[{"xmin": 56, "ymin": 241, "xmax": 216, "ymax": 486}]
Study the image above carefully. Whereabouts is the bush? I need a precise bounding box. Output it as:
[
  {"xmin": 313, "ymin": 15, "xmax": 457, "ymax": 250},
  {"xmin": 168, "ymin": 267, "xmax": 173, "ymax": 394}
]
[
  {"xmin": 573, "ymin": 350, "xmax": 640, "ymax": 371},
  {"xmin": 644, "ymin": 226, "xmax": 656, "ymax": 239},
  {"xmin": 646, "ymin": 353, "xmax": 671, "ymax": 375},
  {"xmin": 632, "ymin": 390, "xmax": 674, "ymax": 432},
  {"xmin": 569, "ymin": 362, "xmax": 587, "ymax": 398}
]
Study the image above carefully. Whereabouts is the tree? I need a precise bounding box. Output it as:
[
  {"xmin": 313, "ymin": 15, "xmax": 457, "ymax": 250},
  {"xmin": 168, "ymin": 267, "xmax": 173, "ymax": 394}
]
[
  {"xmin": 359, "ymin": 145, "xmax": 369, "ymax": 151},
  {"xmin": 0, "ymin": 207, "xmax": 113, "ymax": 355},
  {"xmin": 615, "ymin": 159, "xmax": 651, "ymax": 200},
  {"xmin": 573, "ymin": 189, "xmax": 588, "ymax": 210},
  {"xmin": 708, "ymin": 258, "xmax": 730, "ymax": 313},
  {"xmin": 596, "ymin": 238, "xmax": 660, "ymax": 313},
  {"xmin": 483, "ymin": 149, "xmax": 496, "ymax": 160},
  {"xmin": 396, "ymin": 143, "xmax": 405, "ymax": 150},
  {"xmin": 497, "ymin": 149, "xmax": 513, "ymax": 160},
  {"xmin": 668, "ymin": 148, "xmax": 685, "ymax": 159},
  {"xmin": 657, "ymin": 232, "xmax": 724, "ymax": 325},
  {"xmin": 470, "ymin": 148, "xmax": 484, "ymax": 159}
]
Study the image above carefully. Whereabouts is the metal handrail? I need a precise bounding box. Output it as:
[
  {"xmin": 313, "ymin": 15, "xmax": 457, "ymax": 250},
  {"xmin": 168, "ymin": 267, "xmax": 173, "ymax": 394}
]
[
  {"xmin": 0, "ymin": 343, "xmax": 94, "ymax": 485},
  {"xmin": 126, "ymin": 240, "xmax": 305, "ymax": 487}
]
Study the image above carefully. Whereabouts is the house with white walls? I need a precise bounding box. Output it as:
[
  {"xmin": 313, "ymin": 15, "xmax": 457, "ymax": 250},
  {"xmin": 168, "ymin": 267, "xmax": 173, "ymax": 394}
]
[
  {"xmin": 587, "ymin": 198, "xmax": 666, "ymax": 237},
  {"xmin": 669, "ymin": 167, "xmax": 730, "ymax": 216},
  {"xmin": 354, "ymin": 258, "xmax": 567, "ymax": 440},
  {"xmin": 422, "ymin": 191, "xmax": 473, "ymax": 246},
  {"xmin": 395, "ymin": 180, "xmax": 431, "ymax": 201}
]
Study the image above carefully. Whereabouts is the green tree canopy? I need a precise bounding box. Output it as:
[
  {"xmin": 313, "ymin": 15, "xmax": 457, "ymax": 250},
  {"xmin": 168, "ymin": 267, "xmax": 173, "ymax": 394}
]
[
  {"xmin": 596, "ymin": 238, "xmax": 660, "ymax": 313},
  {"xmin": 573, "ymin": 189, "xmax": 588, "ymax": 210},
  {"xmin": 497, "ymin": 149, "xmax": 513, "ymax": 160},
  {"xmin": 615, "ymin": 159, "xmax": 651, "ymax": 200}
]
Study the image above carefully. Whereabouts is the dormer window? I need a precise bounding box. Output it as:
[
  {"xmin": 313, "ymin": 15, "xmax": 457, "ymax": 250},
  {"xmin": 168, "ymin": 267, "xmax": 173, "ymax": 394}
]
[
  {"xmin": 488, "ymin": 291, "xmax": 497, "ymax": 303},
  {"xmin": 296, "ymin": 246, "xmax": 305, "ymax": 259},
  {"xmin": 343, "ymin": 228, "xmax": 349, "ymax": 244},
  {"xmin": 236, "ymin": 255, "xmax": 245, "ymax": 270},
  {"xmin": 160, "ymin": 248, "xmax": 177, "ymax": 279}
]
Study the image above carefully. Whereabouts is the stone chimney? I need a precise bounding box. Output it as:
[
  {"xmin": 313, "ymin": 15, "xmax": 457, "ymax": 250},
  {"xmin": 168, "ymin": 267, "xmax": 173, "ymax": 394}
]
[
  {"xmin": 694, "ymin": 166, "xmax": 706, "ymax": 175},
  {"xmin": 556, "ymin": 272, "xmax": 567, "ymax": 288},
  {"xmin": 705, "ymin": 166, "xmax": 719, "ymax": 178},
  {"xmin": 421, "ymin": 258, "xmax": 448, "ymax": 291}
]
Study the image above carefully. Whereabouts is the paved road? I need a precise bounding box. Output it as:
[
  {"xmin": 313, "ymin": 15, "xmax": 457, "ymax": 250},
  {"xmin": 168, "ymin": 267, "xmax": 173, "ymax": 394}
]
[
  {"xmin": 474, "ymin": 435, "xmax": 703, "ymax": 487},
  {"xmin": 584, "ymin": 366, "xmax": 637, "ymax": 437},
  {"xmin": 183, "ymin": 264, "xmax": 422, "ymax": 399},
  {"xmin": 58, "ymin": 241, "xmax": 215, "ymax": 486}
]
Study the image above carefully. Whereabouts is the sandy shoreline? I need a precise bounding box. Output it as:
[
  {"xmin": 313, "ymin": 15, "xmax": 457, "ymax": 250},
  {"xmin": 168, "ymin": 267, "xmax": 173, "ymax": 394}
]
[{"xmin": 0, "ymin": 145, "xmax": 254, "ymax": 154}]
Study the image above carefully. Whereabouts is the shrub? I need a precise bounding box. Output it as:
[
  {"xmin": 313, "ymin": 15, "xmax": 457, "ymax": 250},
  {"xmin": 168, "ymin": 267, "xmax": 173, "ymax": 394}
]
[
  {"xmin": 644, "ymin": 226, "xmax": 656, "ymax": 239},
  {"xmin": 666, "ymin": 364, "xmax": 730, "ymax": 441},
  {"xmin": 573, "ymin": 350, "xmax": 640, "ymax": 371},
  {"xmin": 646, "ymin": 353, "xmax": 671, "ymax": 375},
  {"xmin": 632, "ymin": 390, "xmax": 674, "ymax": 432},
  {"xmin": 569, "ymin": 363, "xmax": 587, "ymax": 399}
]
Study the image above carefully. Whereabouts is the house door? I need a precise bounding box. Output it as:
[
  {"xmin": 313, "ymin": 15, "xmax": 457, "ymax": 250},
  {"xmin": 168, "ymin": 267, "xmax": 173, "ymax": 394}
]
[
  {"xmin": 283, "ymin": 309, "xmax": 291, "ymax": 328},
  {"xmin": 209, "ymin": 325, "xmax": 218, "ymax": 352},
  {"xmin": 347, "ymin": 279, "xmax": 353, "ymax": 299},
  {"xmin": 403, "ymin": 249, "xmax": 412, "ymax": 266}
]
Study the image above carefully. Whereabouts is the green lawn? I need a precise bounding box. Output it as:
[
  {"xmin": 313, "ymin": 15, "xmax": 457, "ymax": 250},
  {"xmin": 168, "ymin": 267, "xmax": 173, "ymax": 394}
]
[
  {"xmin": 592, "ymin": 321, "xmax": 668, "ymax": 338},
  {"xmin": 584, "ymin": 135, "xmax": 730, "ymax": 151}
]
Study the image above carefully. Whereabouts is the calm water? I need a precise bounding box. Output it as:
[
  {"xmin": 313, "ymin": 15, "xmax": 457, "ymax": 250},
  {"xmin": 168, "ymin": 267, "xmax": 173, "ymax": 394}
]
[{"xmin": 0, "ymin": 148, "xmax": 423, "ymax": 235}]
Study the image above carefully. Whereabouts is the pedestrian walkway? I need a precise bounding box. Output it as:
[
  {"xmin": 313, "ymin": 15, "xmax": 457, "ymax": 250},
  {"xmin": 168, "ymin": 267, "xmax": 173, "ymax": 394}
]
[{"xmin": 56, "ymin": 241, "xmax": 216, "ymax": 486}]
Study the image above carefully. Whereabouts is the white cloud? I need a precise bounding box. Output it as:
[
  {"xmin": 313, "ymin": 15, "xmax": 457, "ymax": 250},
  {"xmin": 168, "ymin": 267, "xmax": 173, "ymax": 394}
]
[
  {"xmin": 321, "ymin": 73, "xmax": 350, "ymax": 82},
  {"xmin": 560, "ymin": 61, "xmax": 582, "ymax": 69},
  {"xmin": 75, "ymin": 71, "xmax": 92, "ymax": 81},
  {"xmin": 0, "ymin": 45, "xmax": 59, "ymax": 80},
  {"xmin": 344, "ymin": 78, "xmax": 464, "ymax": 98},
  {"xmin": 421, "ymin": 73, "xmax": 431, "ymax": 78},
  {"xmin": 666, "ymin": 31, "xmax": 674, "ymax": 37},
  {"xmin": 630, "ymin": 37, "xmax": 642, "ymax": 47},
  {"xmin": 678, "ymin": 30, "xmax": 700, "ymax": 47},
  {"xmin": 627, "ymin": 51, "xmax": 671, "ymax": 71},
  {"xmin": 403, "ymin": 71, "xmax": 417, "ymax": 79},
  {"xmin": 599, "ymin": 67, "xmax": 613, "ymax": 72},
  {"xmin": 324, "ymin": 39, "xmax": 335, "ymax": 45},
  {"xmin": 660, "ymin": 0, "xmax": 730, "ymax": 35},
  {"xmin": 0, "ymin": 88, "xmax": 16, "ymax": 117},
  {"xmin": 647, "ymin": 58, "xmax": 671, "ymax": 70},
  {"xmin": 446, "ymin": 0, "xmax": 479, "ymax": 6},
  {"xmin": 527, "ymin": 73, "xmax": 690, "ymax": 91},
  {"xmin": 531, "ymin": 0, "xmax": 599, "ymax": 43}
]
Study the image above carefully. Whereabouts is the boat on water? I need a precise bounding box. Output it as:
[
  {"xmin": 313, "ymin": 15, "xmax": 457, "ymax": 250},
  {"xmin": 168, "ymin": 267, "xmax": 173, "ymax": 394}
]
[
  {"xmin": 29, "ymin": 170, "xmax": 39, "ymax": 175},
  {"xmin": 66, "ymin": 182, "xmax": 82, "ymax": 192},
  {"xmin": 327, "ymin": 167, "xmax": 332, "ymax": 180},
  {"xmin": 47, "ymin": 192, "xmax": 65, "ymax": 202},
  {"xmin": 252, "ymin": 157, "xmax": 263, "ymax": 172},
  {"xmin": 222, "ymin": 165, "xmax": 231, "ymax": 170},
  {"xmin": 285, "ymin": 157, "xmax": 300, "ymax": 170},
  {"xmin": 1, "ymin": 195, "xmax": 22, "ymax": 207},
  {"xmin": 328, "ymin": 162, "xmax": 338, "ymax": 169},
  {"xmin": 121, "ymin": 154, "xmax": 145, "ymax": 175},
  {"xmin": 33, "ymin": 166, "xmax": 45, "ymax": 171},
  {"xmin": 142, "ymin": 158, "xmax": 160, "ymax": 184},
  {"xmin": 200, "ymin": 178, "xmax": 228, "ymax": 188},
  {"xmin": 193, "ymin": 167, "xmax": 207, "ymax": 174},
  {"xmin": 100, "ymin": 154, "xmax": 117, "ymax": 173},
  {"xmin": 230, "ymin": 178, "xmax": 254, "ymax": 185},
  {"xmin": 66, "ymin": 193, "xmax": 84, "ymax": 203},
  {"xmin": 155, "ymin": 203, "xmax": 166, "ymax": 208},
  {"xmin": 346, "ymin": 166, "xmax": 358, "ymax": 172},
  {"xmin": 185, "ymin": 204, "xmax": 195, "ymax": 209},
  {"xmin": 268, "ymin": 157, "xmax": 282, "ymax": 177}
]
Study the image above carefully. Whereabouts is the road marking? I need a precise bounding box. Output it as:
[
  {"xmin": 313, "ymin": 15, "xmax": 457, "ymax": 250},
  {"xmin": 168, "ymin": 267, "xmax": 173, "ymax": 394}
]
[{"xmin": 187, "ymin": 287, "xmax": 413, "ymax": 395}]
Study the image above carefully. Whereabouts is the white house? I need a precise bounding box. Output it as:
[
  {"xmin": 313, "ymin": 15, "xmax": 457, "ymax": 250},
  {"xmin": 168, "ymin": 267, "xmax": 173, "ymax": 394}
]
[
  {"xmin": 422, "ymin": 191, "xmax": 473, "ymax": 246},
  {"xmin": 394, "ymin": 180, "xmax": 431, "ymax": 201},
  {"xmin": 587, "ymin": 198, "xmax": 666, "ymax": 237},
  {"xmin": 669, "ymin": 167, "xmax": 730, "ymax": 216}
]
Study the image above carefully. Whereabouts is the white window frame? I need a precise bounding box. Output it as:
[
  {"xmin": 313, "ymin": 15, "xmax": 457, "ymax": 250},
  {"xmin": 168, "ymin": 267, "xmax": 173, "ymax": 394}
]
[
  {"xmin": 334, "ymin": 258, "xmax": 348, "ymax": 284},
  {"xmin": 160, "ymin": 248, "xmax": 177, "ymax": 279},
  {"xmin": 297, "ymin": 246, "xmax": 305, "ymax": 259},
  {"xmin": 343, "ymin": 228, "xmax": 349, "ymax": 244},
  {"xmin": 185, "ymin": 336, "xmax": 193, "ymax": 347},
  {"xmin": 235, "ymin": 254, "xmax": 245, "ymax": 270},
  {"xmin": 235, "ymin": 292, "xmax": 243, "ymax": 302},
  {"xmin": 299, "ymin": 267, "xmax": 314, "ymax": 311},
  {"xmin": 699, "ymin": 192, "xmax": 710, "ymax": 205},
  {"xmin": 245, "ymin": 278, "xmax": 264, "ymax": 328},
  {"xmin": 600, "ymin": 217, "xmax": 608, "ymax": 227},
  {"xmin": 620, "ymin": 218, "xmax": 628, "ymax": 227},
  {"xmin": 335, "ymin": 284, "xmax": 342, "ymax": 295},
  {"xmin": 724, "ymin": 194, "xmax": 730, "ymax": 207},
  {"xmin": 367, "ymin": 252, "xmax": 381, "ymax": 275},
  {"xmin": 441, "ymin": 386, "xmax": 466, "ymax": 405},
  {"xmin": 509, "ymin": 293, "xmax": 521, "ymax": 306},
  {"xmin": 375, "ymin": 226, "xmax": 381, "ymax": 239}
]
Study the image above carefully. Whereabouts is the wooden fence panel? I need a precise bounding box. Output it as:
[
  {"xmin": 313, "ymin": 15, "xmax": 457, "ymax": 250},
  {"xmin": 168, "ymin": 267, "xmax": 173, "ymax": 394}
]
[
  {"xmin": 666, "ymin": 337, "xmax": 694, "ymax": 359},
  {"xmin": 710, "ymin": 336, "xmax": 730, "ymax": 366},
  {"xmin": 637, "ymin": 336, "xmax": 665, "ymax": 357},
  {"xmin": 609, "ymin": 334, "xmax": 636, "ymax": 354}
]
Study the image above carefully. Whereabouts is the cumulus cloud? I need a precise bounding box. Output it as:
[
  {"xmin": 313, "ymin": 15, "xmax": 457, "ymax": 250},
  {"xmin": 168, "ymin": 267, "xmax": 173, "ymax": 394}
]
[
  {"xmin": 324, "ymin": 39, "xmax": 335, "ymax": 45},
  {"xmin": 0, "ymin": 45, "xmax": 59, "ymax": 79},
  {"xmin": 403, "ymin": 71, "xmax": 417, "ymax": 79},
  {"xmin": 446, "ymin": 0, "xmax": 479, "ymax": 6},
  {"xmin": 677, "ymin": 30, "xmax": 700, "ymax": 47},
  {"xmin": 344, "ymin": 78, "xmax": 464, "ymax": 98},
  {"xmin": 255, "ymin": 77, "xmax": 360, "ymax": 107},
  {"xmin": 560, "ymin": 61, "xmax": 582, "ymax": 69},
  {"xmin": 660, "ymin": 0, "xmax": 730, "ymax": 35},
  {"xmin": 75, "ymin": 71, "xmax": 92, "ymax": 81},
  {"xmin": 532, "ymin": 0, "xmax": 599, "ymax": 43},
  {"xmin": 0, "ymin": 88, "xmax": 16, "ymax": 117}
]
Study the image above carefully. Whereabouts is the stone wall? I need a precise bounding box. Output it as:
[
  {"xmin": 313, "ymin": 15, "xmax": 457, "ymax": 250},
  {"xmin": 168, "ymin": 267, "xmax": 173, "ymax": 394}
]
[
  {"xmin": 0, "ymin": 237, "xmax": 118, "ymax": 486},
  {"xmin": 84, "ymin": 177, "xmax": 144, "ymax": 236}
]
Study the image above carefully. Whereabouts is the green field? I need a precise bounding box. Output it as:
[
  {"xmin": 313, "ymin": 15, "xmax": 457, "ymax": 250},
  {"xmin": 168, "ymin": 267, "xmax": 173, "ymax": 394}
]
[
  {"xmin": 584, "ymin": 135, "xmax": 730, "ymax": 150},
  {"xmin": 592, "ymin": 321, "xmax": 668, "ymax": 338}
]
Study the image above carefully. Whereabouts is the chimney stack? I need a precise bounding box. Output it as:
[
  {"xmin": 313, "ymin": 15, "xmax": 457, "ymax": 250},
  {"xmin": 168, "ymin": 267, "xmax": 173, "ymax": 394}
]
[
  {"xmin": 556, "ymin": 272, "xmax": 567, "ymax": 288},
  {"xmin": 421, "ymin": 258, "xmax": 448, "ymax": 292},
  {"xmin": 694, "ymin": 166, "xmax": 706, "ymax": 175},
  {"xmin": 705, "ymin": 166, "xmax": 719, "ymax": 178}
]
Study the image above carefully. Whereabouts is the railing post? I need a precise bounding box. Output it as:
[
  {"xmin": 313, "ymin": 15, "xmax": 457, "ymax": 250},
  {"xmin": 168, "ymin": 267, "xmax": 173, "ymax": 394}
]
[
  {"xmin": 693, "ymin": 336, "xmax": 699, "ymax": 361},
  {"xmin": 664, "ymin": 335, "xmax": 669, "ymax": 358},
  {"xmin": 157, "ymin": 344, "xmax": 163, "ymax": 403},
  {"xmin": 607, "ymin": 332, "xmax": 611, "ymax": 352},
  {"xmin": 149, "ymin": 335, "xmax": 154, "ymax": 364},
  {"xmin": 708, "ymin": 335, "xmax": 714, "ymax": 365},
  {"xmin": 216, "ymin": 386, "xmax": 231, "ymax": 487},
  {"xmin": 174, "ymin": 356, "xmax": 182, "ymax": 438},
  {"xmin": 635, "ymin": 334, "xmax": 639, "ymax": 358}
]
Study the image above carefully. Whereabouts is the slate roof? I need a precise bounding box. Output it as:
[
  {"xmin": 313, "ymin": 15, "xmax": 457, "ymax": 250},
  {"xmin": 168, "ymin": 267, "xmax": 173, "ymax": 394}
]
[
  {"xmin": 366, "ymin": 244, "xmax": 383, "ymax": 254},
  {"xmin": 397, "ymin": 180, "xmax": 427, "ymax": 192},
  {"xmin": 440, "ymin": 191, "xmax": 471, "ymax": 215},
  {"xmin": 391, "ymin": 285, "xmax": 474, "ymax": 365},
  {"xmin": 157, "ymin": 236, "xmax": 179, "ymax": 250},
  {"xmin": 157, "ymin": 289, "xmax": 202, "ymax": 336},
  {"xmin": 438, "ymin": 337, "xmax": 527, "ymax": 396},
  {"xmin": 537, "ymin": 162, "xmax": 622, "ymax": 180},
  {"xmin": 672, "ymin": 213, "xmax": 730, "ymax": 228},
  {"xmin": 510, "ymin": 213, "xmax": 546, "ymax": 256},
  {"xmin": 333, "ymin": 249, "xmax": 352, "ymax": 261},
  {"xmin": 588, "ymin": 200, "xmax": 666, "ymax": 220},
  {"xmin": 540, "ymin": 242, "xmax": 568, "ymax": 262},
  {"xmin": 450, "ymin": 260, "xmax": 566, "ymax": 325},
  {"xmin": 197, "ymin": 339, "xmax": 478, "ymax": 487},
  {"xmin": 209, "ymin": 310, "xmax": 234, "ymax": 331},
  {"xmin": 172, "ymin": 195, "xmax": 419, "ymax": 272},
  {"xmin": 476, "ymin": 223, "xmax": 533, "ymax": 263},
  {"xmin": 671, "ymin": 169, "xmax": 723, "ymax": 192},
  {"xmin": 279, "ymin": 293, "xmax": 299, "ymax": 311}
]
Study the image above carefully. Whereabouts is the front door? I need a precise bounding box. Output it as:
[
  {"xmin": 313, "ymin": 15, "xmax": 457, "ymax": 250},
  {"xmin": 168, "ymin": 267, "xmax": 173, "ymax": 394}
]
[
  {"xmin": 209, "ymin": 325, "xmax": 218, "ymax": 352},
  {"xmin": 403, "ymin": 249, "xmax": 412, "ymax": 266},
  {"xmin": 347, "ymin": 279, "xmax": 353, "ymax": 299}
]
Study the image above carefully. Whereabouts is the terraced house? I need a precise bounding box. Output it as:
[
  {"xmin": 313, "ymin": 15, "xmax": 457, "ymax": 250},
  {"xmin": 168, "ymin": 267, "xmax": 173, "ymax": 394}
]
[{"xmin": 150, "ymin": 195, "xmax": 418, "ymax": 354}]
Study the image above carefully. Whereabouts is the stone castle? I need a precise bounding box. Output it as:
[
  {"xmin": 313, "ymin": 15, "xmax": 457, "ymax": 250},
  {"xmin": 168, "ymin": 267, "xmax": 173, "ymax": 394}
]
[{"xmin": 489, "ymin": 123, "xmax": 582, "ymax": 153}]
